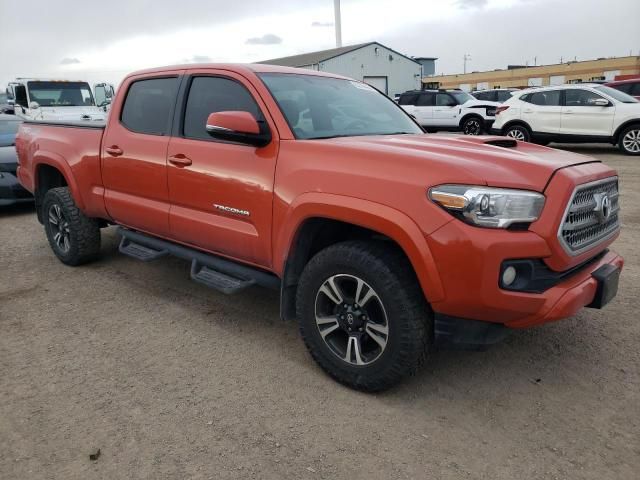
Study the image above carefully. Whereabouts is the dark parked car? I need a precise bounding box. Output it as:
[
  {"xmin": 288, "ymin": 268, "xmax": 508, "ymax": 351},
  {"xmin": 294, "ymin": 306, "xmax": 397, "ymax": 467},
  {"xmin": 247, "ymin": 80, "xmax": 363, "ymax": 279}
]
[
  {"xmin": 0, "ymin": 92, "xmax": 15, "ymax": 115},
  {"xmin": 472, "ymin": 88, "xmax": 519, "ymax": 103},
  {"xmin": 606, "ymin": 78, "xmax": 640, "ymax": 100},
  {"xmin": 0, "ymin": 115, "xmax": 32, "ymax": 205}
]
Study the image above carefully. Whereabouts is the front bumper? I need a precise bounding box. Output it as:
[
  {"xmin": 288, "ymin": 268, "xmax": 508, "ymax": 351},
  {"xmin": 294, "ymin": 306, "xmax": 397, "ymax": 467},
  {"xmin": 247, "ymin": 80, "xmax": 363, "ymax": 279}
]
[
  {"xmin": 0, "ymin": 171, "xmax": 33, "ymax": 206},
  {"xmin": 426, "ymin": 218, "xmax": 623, "ymax": 329}
]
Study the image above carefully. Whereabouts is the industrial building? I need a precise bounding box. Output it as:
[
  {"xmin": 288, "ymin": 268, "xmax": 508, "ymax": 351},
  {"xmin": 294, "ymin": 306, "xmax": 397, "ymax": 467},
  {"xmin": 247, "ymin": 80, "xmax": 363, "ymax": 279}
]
[
  {"xmin": 259, "ymin": 42, "xmax": 431, "ymax": 98},
  {"xmin": 423, "ymin": 56, "xmax": 640, "ymax": 91}
]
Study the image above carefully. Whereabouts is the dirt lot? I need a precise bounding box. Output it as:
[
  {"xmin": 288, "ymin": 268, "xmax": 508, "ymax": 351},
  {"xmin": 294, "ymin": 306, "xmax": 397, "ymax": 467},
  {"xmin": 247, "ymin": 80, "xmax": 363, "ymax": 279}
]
[{"xmin": 1, "ymin": 144, "xmax": 639, "ymax": 480}]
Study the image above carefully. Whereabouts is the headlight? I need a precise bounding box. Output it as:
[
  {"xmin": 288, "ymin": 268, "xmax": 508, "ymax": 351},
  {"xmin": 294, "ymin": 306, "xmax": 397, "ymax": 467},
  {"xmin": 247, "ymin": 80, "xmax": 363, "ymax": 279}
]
[{"xmin": 429, "ymin": 184, "xmax": 545, "ymax": 228}]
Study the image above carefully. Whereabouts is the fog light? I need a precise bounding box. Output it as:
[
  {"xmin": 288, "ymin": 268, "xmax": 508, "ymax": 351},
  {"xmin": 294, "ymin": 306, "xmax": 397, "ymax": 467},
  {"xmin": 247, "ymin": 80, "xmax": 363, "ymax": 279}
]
[{"xmin": 502, "ymin": 266, "xmax": 517, "ymax": 286}]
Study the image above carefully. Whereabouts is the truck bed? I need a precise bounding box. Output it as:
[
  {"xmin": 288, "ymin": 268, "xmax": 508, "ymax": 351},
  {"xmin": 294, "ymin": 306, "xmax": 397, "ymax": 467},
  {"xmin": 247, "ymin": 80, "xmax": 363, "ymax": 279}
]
[{"xmin": 16, "ymin": 120, "xmax": 108, "ymax": 220}]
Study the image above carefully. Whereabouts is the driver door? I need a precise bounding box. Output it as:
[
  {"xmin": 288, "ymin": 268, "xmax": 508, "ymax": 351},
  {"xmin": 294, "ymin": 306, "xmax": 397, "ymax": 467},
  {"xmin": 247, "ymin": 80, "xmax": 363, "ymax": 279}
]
[{"xmin": 166, "ymin": 70, "xmax": 279, "ymax": 267}]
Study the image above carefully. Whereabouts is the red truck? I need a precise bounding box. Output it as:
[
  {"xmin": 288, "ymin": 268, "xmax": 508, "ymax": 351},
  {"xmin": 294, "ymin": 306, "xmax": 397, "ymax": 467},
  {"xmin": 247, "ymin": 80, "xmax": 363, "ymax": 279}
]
[{"xmin": 16, "ymin": 64, "xmax": 623, "ymax": 391}]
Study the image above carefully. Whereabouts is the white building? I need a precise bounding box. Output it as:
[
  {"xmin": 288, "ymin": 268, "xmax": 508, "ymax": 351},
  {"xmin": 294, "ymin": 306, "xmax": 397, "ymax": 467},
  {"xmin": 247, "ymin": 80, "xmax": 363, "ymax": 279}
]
[{"xmin": 259, "ymin": 42, "xmax": 424, "ymax": 98}]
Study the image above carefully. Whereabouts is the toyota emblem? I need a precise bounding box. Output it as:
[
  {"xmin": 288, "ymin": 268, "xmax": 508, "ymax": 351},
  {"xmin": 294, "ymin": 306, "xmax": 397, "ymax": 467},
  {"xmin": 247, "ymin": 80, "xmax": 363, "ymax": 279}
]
[{"xmin": 594, "ymin": 193, "xmax": 612, "ymax": 224}]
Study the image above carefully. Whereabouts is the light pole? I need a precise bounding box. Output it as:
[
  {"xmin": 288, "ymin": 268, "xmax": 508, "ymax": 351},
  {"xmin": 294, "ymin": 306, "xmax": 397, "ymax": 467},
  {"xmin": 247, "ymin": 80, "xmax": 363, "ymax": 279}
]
[
  {"xmin": 463, "ymin": 53, "xmax": 471, "ymax": 74},
  {"xmin": 334, "ymin": 0, "xmax": 342, "ymax": 47}
]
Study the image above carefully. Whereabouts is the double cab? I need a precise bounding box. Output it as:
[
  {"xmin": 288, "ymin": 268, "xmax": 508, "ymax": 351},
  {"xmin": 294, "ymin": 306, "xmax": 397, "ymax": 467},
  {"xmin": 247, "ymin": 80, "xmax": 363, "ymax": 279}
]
[{"xmin": 16, "ymin": 64, "xmax": 623, "ymax": 391}]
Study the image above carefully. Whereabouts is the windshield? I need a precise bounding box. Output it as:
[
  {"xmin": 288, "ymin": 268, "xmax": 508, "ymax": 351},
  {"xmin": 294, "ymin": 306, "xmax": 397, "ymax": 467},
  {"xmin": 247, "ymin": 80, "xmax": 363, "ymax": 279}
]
[
  {"xmin": 595, "ymin": 85, "xmax": 638, "ymax": 103},
  {"xmin": 27, "ymin": 81, "xmax": 95, "ymax": 107},
  {"xmin": 258, "ymin": 73, "xmax": 423, "ymax": 139},
  {"xmin": 450, "ymin": 91, "xmax": 475, "ymax": 103}
]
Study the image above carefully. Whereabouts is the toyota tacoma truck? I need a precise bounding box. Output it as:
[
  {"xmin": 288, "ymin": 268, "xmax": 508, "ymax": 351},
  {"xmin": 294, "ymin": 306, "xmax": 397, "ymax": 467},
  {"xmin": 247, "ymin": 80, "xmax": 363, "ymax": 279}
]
[{"xmin": 16, "ymin": 64, "xmax": 624, "ymax": 391}]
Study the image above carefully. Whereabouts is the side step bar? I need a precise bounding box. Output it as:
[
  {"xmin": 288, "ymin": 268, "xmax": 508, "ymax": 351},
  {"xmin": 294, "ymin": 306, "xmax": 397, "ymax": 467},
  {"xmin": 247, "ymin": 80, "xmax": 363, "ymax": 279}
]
[{"xmin": 117, "ymin": 227, "xmax": 280, "ymax": 294}]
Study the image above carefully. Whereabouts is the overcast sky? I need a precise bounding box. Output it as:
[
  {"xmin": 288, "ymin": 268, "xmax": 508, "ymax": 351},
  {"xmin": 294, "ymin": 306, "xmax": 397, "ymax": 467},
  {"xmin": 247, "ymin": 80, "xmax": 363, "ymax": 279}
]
[{"xmin": 0, "ymin": 0, "xmax": 638, "ymax": 88}]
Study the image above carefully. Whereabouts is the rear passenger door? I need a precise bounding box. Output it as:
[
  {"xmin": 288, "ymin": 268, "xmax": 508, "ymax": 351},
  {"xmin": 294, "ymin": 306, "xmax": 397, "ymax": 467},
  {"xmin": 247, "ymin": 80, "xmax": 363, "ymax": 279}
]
[
  {"xmin": 433, "ymin": 92, "xmax": 459, "ymax": 127},
  {"xmin": 101, "ymin": 73, "xmax": 182, "ymax": 236},
  {"xmin": 521, "ymin": 90, "xmax": 562, "ymax": 133},
  {"xmin": 166, "ymin": 70, "xmax": 279, "ymax": 267},
  {"xmin": 413, "ymin": 92, "xmax": 435, "ymax": 126}
]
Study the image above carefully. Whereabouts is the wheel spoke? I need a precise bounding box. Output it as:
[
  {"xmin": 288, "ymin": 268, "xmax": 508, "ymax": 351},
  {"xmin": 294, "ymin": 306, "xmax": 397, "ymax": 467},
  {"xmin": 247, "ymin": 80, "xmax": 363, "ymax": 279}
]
[
  {"xmin": 365, "ymin": 323, "xmax": 388, "ymax": 350},
  {"xmin": 48, "ymin": 211, "xmax": 59, "ymax": 225},
  {"xmin": 319, "ymin": 322, "xmax": 340, "ymax": 339},
  {"xmin": 354, "ymin": 278, "xmax": 375, "ymax": 307},
  {"xmin": 319, "ymin": 277, "xmax": 344, "ymax": 305},
  {"xmin": 345, "ymin": 336, "xmax": 365, "ymax": 365},
  {"xmin": 53, "ymin": 204, "xmax": 62, "ymax": 219},
  {"xmin": 53, "ymin": 232, "xmax": 62, "ymax": 247},
  {"xmin": 62, "ymin": 235, "xmax": 70, "ymax": 251}
]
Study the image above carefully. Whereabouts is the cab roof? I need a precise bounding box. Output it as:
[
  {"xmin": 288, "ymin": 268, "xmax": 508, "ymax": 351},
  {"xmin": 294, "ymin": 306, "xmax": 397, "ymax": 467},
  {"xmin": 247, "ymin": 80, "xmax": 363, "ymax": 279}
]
[{"xmin": 125, "ymin": 63, "xmax": 352, "ymax": 81}]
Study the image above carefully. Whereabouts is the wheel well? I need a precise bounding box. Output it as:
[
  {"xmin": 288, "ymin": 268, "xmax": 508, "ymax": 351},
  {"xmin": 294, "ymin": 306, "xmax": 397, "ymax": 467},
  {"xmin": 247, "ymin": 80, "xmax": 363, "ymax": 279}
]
[
  {"xmin": 460, "ymin": 113, "xmax": 483, "ymax": 124},
  {"xmin": 280, "ymin": 218, "xmax": 409, "ymax": 321},
  {"xmin": 502, "ymin": 120, "xmax": 532, "ymax": 133},
  {"xmin": 35, "ymin": 164, "xmax": 67, "ymax": 223},
  {"xmin": 613, "ymin": 121, "xmax": 640, "ymax": 144}
]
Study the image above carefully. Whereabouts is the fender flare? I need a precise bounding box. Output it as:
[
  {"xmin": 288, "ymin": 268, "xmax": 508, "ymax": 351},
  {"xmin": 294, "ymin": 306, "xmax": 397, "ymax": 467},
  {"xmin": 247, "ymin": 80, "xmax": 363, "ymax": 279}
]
[
  {"xmin": 33, "ymin": 151, "xmax": 85, "ymax": 210},
  {"xmin": 274, "ymin": 192, "xmax": 445, "ymax": 303},
  {"xmin": 613, "ymin": 119, "xmax": 640, "ymax": 143}
]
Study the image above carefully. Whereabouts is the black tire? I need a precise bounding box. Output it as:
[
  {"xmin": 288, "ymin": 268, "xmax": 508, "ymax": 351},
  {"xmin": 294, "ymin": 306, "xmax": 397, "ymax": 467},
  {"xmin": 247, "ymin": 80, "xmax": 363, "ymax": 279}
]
[
  {"xmin": 618, "ymin": 124, "xmax": 640, "ymax": 155},
  {"xmin": 461, "ymin": 116, "xmax": 484, "ymax": 135},
  {"xmin": 296, "ymin": 241, "xmax": 431, "ymax": 392},
  {"xmin": 504, "ymin": 124, "xmax": 531, "ymax": 142},
  {"xmin": 42, "ymin": 187, "xmax": 101, "ymax": 266}
]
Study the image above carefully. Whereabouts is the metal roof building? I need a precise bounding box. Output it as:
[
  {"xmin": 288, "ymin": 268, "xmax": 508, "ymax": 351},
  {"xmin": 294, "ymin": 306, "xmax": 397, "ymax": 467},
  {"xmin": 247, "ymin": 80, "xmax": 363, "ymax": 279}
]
[{"xmin": 259, "ymin": 42, "xmax": 423, "ymax": 98}]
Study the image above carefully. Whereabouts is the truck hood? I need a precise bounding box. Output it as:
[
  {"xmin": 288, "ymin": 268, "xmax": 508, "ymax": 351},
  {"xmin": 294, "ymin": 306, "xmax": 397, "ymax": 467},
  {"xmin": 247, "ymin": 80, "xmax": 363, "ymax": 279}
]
[
  {"xmin": 325, "ymin": 134, "xmax": 598, "ymax": 191},
  {"xmin": 32, "ymin": 106, "xmax": 106, "ymax": 122}
]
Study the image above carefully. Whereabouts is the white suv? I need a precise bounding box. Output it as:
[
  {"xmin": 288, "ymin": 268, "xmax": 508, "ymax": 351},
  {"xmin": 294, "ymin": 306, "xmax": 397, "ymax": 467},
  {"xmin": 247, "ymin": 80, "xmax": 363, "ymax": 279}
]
[
  {"xmin": 399, "ymin": 89, "xmax": 500, "ymax": 135},
  {"xmin": 492, "ymin": 84, "xmax": 640, "ymax": 155}
]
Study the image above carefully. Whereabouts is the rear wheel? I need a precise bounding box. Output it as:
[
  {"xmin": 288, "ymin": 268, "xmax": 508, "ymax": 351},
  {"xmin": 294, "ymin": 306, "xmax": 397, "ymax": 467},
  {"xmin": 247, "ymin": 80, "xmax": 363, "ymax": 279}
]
[
  {"xmin": 461, "ymin": 116, "xmax": 483, "ymax": 135},
  {"xmin": 296, "ymin": 241, "xmax": 431, "ymax": 392},
  {"xmin": 504, "ymin": 124, "xmax": 531, "ymax": 142},
  {"xmin": 618, "ymin": 125, "xmax": 640, "ymax": 155},
  {"xmin": 43, "ymin": 187, "xmax": 101, "ymax": 266}
]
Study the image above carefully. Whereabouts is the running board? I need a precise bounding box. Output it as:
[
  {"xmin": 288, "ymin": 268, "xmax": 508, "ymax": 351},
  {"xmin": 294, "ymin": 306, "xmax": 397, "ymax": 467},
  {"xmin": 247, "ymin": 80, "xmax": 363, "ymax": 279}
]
[
  {"xmin": 117, "ymin": 227, "xmax": 280, "ymax": 294},
  {"xmin": 119, "ymin": 237, "xmax": 168, "ymax": 261}
]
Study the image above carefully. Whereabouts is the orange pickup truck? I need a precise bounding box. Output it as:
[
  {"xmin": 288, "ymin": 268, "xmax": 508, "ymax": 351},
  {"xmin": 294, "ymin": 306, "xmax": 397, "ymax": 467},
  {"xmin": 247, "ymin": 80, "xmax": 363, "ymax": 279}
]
[{"xmin": 16, "ymin": 64, "xmax": 623, "ymax": 391}]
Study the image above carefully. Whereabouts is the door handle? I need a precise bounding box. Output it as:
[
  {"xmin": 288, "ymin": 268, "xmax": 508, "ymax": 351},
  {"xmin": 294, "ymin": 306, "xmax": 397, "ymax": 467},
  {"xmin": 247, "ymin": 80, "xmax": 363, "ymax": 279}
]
[
  {"xmin": 105, "ymin": 145, "xmax": 123, "ymax": 156},
  {"xmin": 168, "ymin": 154, "xmax": 192, "ymax": 167},
  {"xmin": 523, "ymin": 109, "xmax": 533, "ymax": 114},
  {"xmin": 564, "ymin": 109, "xmax": 574, "ymax": 114}
]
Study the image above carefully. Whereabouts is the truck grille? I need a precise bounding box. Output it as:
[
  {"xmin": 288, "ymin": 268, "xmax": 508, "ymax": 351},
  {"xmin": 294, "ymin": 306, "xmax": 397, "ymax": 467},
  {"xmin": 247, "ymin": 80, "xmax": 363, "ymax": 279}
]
[{"xmin": 558, "ymin": 177, "xmax": 620, "ymax": 255}]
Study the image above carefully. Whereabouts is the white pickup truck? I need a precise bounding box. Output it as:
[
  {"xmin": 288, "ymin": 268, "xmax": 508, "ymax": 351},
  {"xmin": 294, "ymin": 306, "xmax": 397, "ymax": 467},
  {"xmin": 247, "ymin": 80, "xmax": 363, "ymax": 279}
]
[{"xmin": 7, "ymin": 79, "xmax": 115, "ymax": 122}]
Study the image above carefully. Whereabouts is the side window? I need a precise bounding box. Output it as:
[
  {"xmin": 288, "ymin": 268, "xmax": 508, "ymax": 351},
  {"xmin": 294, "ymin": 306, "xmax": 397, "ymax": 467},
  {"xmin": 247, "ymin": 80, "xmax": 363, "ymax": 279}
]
[
  {"xmin": 435, "ymin": 93, "xmax": 455, "ymax": 106},
  {"xmin": 14, "ymin": 85, "xmax": 28, "ymax": 107},
  {"xmin": 474, "ymin": 92, "xmax": 487, "ymax": 100},
  {"xmin": 398, "ymin": 93, "xmax": 418, "ymax": 105},
  {"xmin": 631, "ymin": 83, "xmax": 640, "ymax": 96},
  {"xmin": 564, "ymin": 89, "xmax": 605, "ymax": 106},
  {"xmin": 183, "ymin": 76, "xmax": 261, "ymax": 140},
  {"xmin": 416, "ymin": 93, "xmax": 434, "ymax": 106},
  {"xmin": 526, "ymin": 90, "xmax": 561, "ymax": 106},
  {"xmin": 497, "ymin": 90, "xmax": 513, "ymax": 102},
  {"xmin": 121, "ymin": 77, "xmax": 179, "ymax": 135}
]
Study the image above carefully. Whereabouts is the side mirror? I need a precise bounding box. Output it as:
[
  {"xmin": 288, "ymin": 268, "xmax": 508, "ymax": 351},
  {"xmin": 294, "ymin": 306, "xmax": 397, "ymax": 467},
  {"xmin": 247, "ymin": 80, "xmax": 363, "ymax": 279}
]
[
  {"xmin": 29, "ymin": 101, "xmax": 40, "ymax": 109},
  {"xmin": 591, "ymin": 98, "xmax": 610, "ymax": 107},
  {"xmin": 206, "ymin": 111, "xmax": 271, "ymax": 147}
]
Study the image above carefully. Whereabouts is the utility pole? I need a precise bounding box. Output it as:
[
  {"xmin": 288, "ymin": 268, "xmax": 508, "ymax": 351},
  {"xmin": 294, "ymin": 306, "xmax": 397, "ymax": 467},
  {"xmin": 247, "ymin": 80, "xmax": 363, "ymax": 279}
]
[
  {"xmin": 334, "ymin": 0, "xmax": 342, "ymax": 47},
  {"xmin": 463, "ymin": 53, "xmax": 471, "ymax": 74}
]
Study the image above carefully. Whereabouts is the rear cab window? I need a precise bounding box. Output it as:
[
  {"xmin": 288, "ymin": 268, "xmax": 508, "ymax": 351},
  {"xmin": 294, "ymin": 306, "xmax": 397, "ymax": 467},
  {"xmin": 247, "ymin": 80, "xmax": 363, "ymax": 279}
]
[{"xmin": 121, "ymin": 77, "xmax": 179, "ymax": 135}]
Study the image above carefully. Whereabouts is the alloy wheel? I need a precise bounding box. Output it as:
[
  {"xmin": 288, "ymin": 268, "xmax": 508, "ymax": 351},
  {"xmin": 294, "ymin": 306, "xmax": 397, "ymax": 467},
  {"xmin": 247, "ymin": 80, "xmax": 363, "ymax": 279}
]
[
  {"xmin": 314, "ymin": 274, "xmax": 389, "ymax": 366},
  {"xmin": 622, "ymin": 129, "xmax": 640, "ymax": 153},
  {"xmin": 463, "ymin": 118, "xmax": 482, "ymax": 135},
  {"xmin": 48, "ymin": 203, "xmax": 71, "ymax": 253},
  {"xmin": 506, "ymin": 128, "xmax": 526, "ymax": 141}
]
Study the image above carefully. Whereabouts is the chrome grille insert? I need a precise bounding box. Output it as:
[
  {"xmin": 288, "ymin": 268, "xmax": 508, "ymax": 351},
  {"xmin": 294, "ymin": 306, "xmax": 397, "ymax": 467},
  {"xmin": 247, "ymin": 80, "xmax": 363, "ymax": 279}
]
[{"xmin": 558, "ymin": 177, "xmax": 620, "ymax": 255}]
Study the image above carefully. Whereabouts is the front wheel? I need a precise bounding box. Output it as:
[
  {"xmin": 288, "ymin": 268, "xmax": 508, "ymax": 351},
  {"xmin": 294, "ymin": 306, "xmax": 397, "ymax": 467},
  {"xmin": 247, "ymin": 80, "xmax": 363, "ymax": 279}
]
[
  {"xmin": 43, "ymin": 187, "xmax": 101, "ymax": 266},
  {"xmin": 504, "ymin": 124, "xmax": 531, "ymax": 142},
  {"xmin": 461, "ymin": 116, "xmax": 483, "ymax": 135},
  {"xmin": 618, "ymin": 125, "xmax": 640, "ymax": 155},
  {"xmin": 296, "ymin": 241, "xmax": 431, "ymax": 392}
]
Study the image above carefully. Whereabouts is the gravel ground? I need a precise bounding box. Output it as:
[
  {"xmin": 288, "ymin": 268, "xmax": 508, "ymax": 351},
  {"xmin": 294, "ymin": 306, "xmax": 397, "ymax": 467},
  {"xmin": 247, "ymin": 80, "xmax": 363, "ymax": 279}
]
[{"xmin": 1, "ymin": 144, "xmax": 639, "ymax": 480}]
